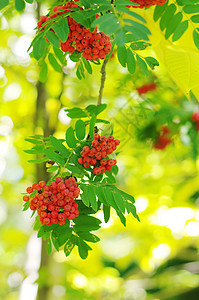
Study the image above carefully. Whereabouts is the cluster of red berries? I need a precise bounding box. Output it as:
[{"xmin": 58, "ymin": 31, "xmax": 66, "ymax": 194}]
[
  {"xmin": 128, "ymin": 0, "xmax": 167, "ymax": 8},
  {"xmin": 78, "ymin": 133, "xmax": 120, "ymax": 175},
  {"xmin": 191, "ymin": 112, "xmax": 199, "ymax": 131},
  {"xmin": 154, "ymin": 126, "xmax": 172, "ymax": 150},
  {"xmin": 137, "ymin": 83, "xmax": 157, "ymax": 95},
  {"xmin": 37, "ymin": 1, "xmax": 112, "ymax": 61},
  {"xmin": 23, "ymin": 177, "xmax": 80, "ymax": 226}
]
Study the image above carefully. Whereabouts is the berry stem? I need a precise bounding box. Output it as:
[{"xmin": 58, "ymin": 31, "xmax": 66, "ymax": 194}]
[{"xmin": 98, "ymin": 58, "xmax": 108, "ymax": 106}]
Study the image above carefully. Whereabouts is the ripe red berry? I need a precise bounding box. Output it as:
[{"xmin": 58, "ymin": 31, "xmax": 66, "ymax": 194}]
[
  {"xmin": 93, "ymin": 133, "xmax": 100, "ymax": 140},
  {"xmin": 23, "ymin": 195, "xmax": 29, "ymax": 202},
  {"xmin": 26, "ymin": 187, "xmax": 33, "ymax": 194},
  {"xmin": 78, "ymin": 157, "xmax": 83, "ymax": 164}
]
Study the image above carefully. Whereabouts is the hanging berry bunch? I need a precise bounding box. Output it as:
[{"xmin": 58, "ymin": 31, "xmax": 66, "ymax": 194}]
[
  {"xmin": 78, "ymin": 133, "xmax": 120, "ymax": 175},
  {"xmin": 24, "ymin": 177, "xmax": 80, "ymax": 226},
  {"xmin": 37, "ymin": 1, "xmax": 111, "ymax": 61},
  {"xmin": 128, "ymin": 0, "xmax": 167, "ymax": 8},
  {"xmin": 191, "ymin": 112, "xmax": 199, "ymax": 132},
  {"xmin": 23, "ymin": 105, "xmax": 139, "ymax": 259}
]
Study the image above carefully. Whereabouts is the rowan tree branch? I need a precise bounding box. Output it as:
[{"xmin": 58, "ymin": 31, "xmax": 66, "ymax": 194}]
[{"xmin": 97, "ymin": 58, "xmax": 108, "ymax": 106}]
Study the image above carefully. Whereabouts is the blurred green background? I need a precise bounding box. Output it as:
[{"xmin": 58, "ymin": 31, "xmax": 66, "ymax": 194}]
[{"xmin": 1, "ymin": 1, "xmax": 199, "ymax": 300}]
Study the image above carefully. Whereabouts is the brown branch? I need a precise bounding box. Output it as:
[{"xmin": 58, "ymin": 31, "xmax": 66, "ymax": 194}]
[{"xmin": 97, "ymin": 58, "xmax": 108, "ymax": 106}]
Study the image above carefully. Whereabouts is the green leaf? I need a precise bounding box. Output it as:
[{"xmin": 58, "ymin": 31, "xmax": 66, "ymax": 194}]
[
  {"xmin": 80, "ymin": 184, "xmax": 98, "ymax": 211},
  {"xmin": 45, "ymin": 30, "xmax": 60, "ymax": 48},
  {"xmin": 191, "ymin": 14, "xmax": 199, "ymax": 23},
  {"xmin": 48, "ymin": 53, "xmax": 62, "ymax": 73},
  {"xmin": 52, "ymin": 17, "xmax": 69, "ymax": 42},
  {"xmin": 55, "ymin": 228, "xmax": 72, "ymax": 246},
  {"xmin": 125, "ymin": 202, "xmax": 140, "ymax": 222},
  {"xmin": 24, "ymin": 149, "xmax": 44, "ymax": 154},
  {"xmin": 28, "ymin": 157, "xmax": 49, "ymax": 163},
  {"xmin": 33, "ymin": 36, "xmax": 47, "ymax": 61},
  {"xmin": 88, "ymin": 186, "xmax": 98, "ymax": 211},
  {"xmin": 25, "ymin": 138, "xmax": 43, "ymax": 144},
  {"xmin": 103, "ymin": 204, "xmax": 110, "ymax": 223},
  {"xmin": 88, "ymin": 115, "xmax": 96, "ymax": 139},
  {"xmin": 67, "ymin": 164, "xmax": 85, "ymax": 176},
  {"xmin": 165, "ymin": 12, "xmax": 183, "ymax": 39},
  {"xmin": 136, "ymin": 55, "xmax": 148, "ymax": 76},
  {"xmin": 15, "ymin": 0, "xmax": 25, "ymax": 11},
  {"xmin": 43, "ymin": 149, "xmax": 65, "ymax": 166},
  {"xmin": 112, "ymin": 191, "xmax": 126, "ymax": 214},
  {"xmin": 159, "ymin": 4, "xmax": 177, "ymax": 31},
  {"xmin": 117, "ymin": 45, "xmax": 127, "ymax": 67},
  {"xmin": 74, "ymin": 215, "xmax": 101, "ymax": 226},
  {"xmin": 104, "ymin": 187, "xmax": 119, "ymax": 211},
  {"xmin": 0, "ymin": 0, "xmax": 9, "ymax": 10},
  {"xmin": 153, "ymin": 1, "xmax": 168, "ymax": 22},
  {"xmin": 75, "ymin": 119, "xmax": 86, "ymax": 140},
  {"xmin": 145, "ymin": 56, "xmax": 159, "ymax": 70},
  {"xmin": 94, "ymin": 185, "xmax": 108, "ymax": 205},
  {"xmin": 124, "ymin": 25, "xmax": 149, "ymax": 41},
  {"xmin": 51, "ymin": 235, "xmax": 59, "ymax": 252},
  {"xmin": 172, "ymin": 20, "xmax": 189, "ymax": 42},
  {"xmin": 65, "ymin": 107, "xmax": 87, "ymax": 118},
  {"xmin": 82, "ymin": 57, "xmax": 92, "ymax": 74},
  {"xmin": 116, "ymin": 210, "xmax": 126, "ymax": 226},
  {"xmin": 53, "ymin": 47, "xmax": 66, "ymax": 65},
  {"xmin": 33, "ymin": 215, "xmax": 41, "ymax": 231},
  {"xmin": 46, "ymin": 239, "xmax": 52, "ymax": 255},
  {"xmin": 65, "ymin": 126, "xmax": 77, "ymax": 148},
  {"xmin": 23, "ymin": 201, "xmax": 30, "ymax": 211},
  {"xmin": 64, "ymin": 238, "xmax": 76, "ymax": 256},
  {"xmin": 124, "ymin": 19, "xmax": 151, "ymax": 36},
  {"xmin": 76, "ymin": 231, "xmax": 100, "ymax": 243},
  {"xmin": 39, "ymin": 62, "xmax": 48, "ymax": 83},
  {"xmin": 76, "ymin": 65, "xmax": 82, "ymax": 80},
  {"xmin": 80, "ymin": 192, "xmax": 90, "ymax": 207},
  {"xmin": 193, "ymin": 28, "xmax": 199, "ymax": 49},
  {"xmin": 86, "ymin": 104, "xmax": 107, "ymax": 116},
  {"xmin": 126, "ymin": 49, "xmax": 136, "ymax": 74},
  {"xmin": 25, "ymin": 0, "xmax": 33, "ymax": 3},
  {"xmin": 116, "ymin": 6, "xmax": 147, "ymax": 23},
  {"xmin": 183, "ymin": 4, "xmax": 199, "ymax": 14},
  {"xmin": 130, "ymin": 42, "xmax": 151, "ymax": 51},
  {"xmin": 37, "ymin": 225, "xmax": 51, "ymax": 238},
  {"xmin": 50, "ymin": 136, "xmax": 70, "ymax": 158},
  {"xmin": 77, "ymin": 238, "xmax": 90, "ymax": 259}
]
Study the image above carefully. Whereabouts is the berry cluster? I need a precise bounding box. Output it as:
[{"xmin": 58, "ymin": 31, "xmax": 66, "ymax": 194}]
[
  {"xmin": 78, "ymin": 133, "xmax": 120, "ymax": 175},
  {"xmin": 137, "ymin": 83, "xmax": 157, "ymax": 95},
  {"xmin": 23, "ymin": 177, "xmax": 80, "ymax": 226},
  {"xmin": 37, "ymin": 1, "xmax": 112, "ymax": 61},
  {"xmin": 128, "ymin": 0, "xmax": 167, "ymax": 8},
  {"xmin": 154, "ymin": 126, "xmax": 172, "ymax": 150},
  {"xmin": 191, "ymin": 112, "xmax": 199, "ymax": 131}
]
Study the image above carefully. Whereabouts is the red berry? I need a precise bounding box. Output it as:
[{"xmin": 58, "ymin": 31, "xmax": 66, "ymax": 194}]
[
  {"xmin": 78, "ymin": 157, "xmax": 83, "ymax": 164},
  {"xmin": 26, "ymin": 187, "xmax": 33, "ymax": 194},
  {"xmin": 93, "ymin": 133, "xmax": 100, "ymax": 140},
  {"xmin": 23, "ymin": 195, "xmax": 29, "ymax": 202}
]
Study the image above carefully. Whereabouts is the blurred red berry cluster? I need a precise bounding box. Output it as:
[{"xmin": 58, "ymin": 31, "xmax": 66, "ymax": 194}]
[
  {"xmin": 136, "ymin": 83, "xmax": 157, "ymax": 95},
  {"xmin": 23, "ymin": 177, "xmax": 80, "ymax": 226},
  {"xmin": 154, "ymin": 126, "xmax": 172, "ymax": 150},
  {"xmin": 128, "ymin": 0, "xmax": 167, "ymax": 8},
  {"xmin": 78, "ymin": 133, "xmax": 120, "ymax": 175},
  {"xmin": 191, "ymin": 112, "xmax": 199, "ymax": 131},
  {"xmin": 37, "ymin": 1, "xmax": 111, "ymax": 61}
]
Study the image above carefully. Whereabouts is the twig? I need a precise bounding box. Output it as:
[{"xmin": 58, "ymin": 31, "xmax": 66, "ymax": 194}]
[{"xmin": 97, "ymin": 59, "xmax": 108, "ymax": 106}]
